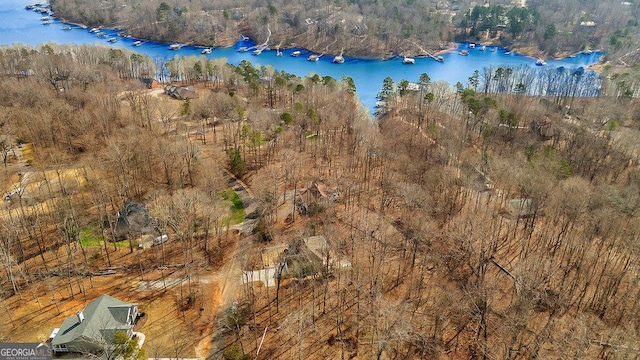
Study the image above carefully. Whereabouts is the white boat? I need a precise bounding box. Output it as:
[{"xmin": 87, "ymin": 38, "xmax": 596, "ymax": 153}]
[
  {"xmin": 107, "ymin": 37, "xmax": 118, "ymax": 43},
  {"xmin": 240, "ymin": 34, "xmax": 249, "ymax": 41},
  {"xmin": 169, "ymin": 44, "xmax": 182, "ymax": 50},
  {"xmin": 61, "ymin": 25, "xmax": 71, "ymax": 30},
  {"xmin": 505, "ymin": 50, "xmax": 512, "ymax": 55},
  {"xmin": 253, "ymin": 48, "xmax": 263, "ymax": 55},
  {"xmin": 276, "ymin": 49, "xmax": 283, "ymax": 56},
  {"xmin": 402, "ymin": 56, "xmax": 415, "ymax": 64},
  {"xmin": 89, "ymin": 27, "xmax": 99, "ymax": 33},
  {"xmin": 307, "ymin": 54, "xmax": 321, "ymax": 61},
  {"xmin": 469, "ymin": 43, "xmax": 476, "ymax": 49},
  {"xmin": 333, "ymin": 55, "xmax": 345, "ymax": 63},
  {"xmin": 201, "ymin": 48, "xmax": 212, "ymax": 54},
  {"xmin": 459, "ymin": 49, "xmax": 469, "ymax": 56},
  {"xmin": 490, "ymin": 46, "xmax": 497, "ymax": 52},
  {"xmin": 582, "ymin": 49, "xmax": 592, "ymax": 55},
  {"xmin": 535, "ymin": 58, "xmax": 547, "ymax": 66},
  {"xmin": 238, "ymin": 46, "xmax": 248, "ymax": 52},
  {"xmin": 132, "ymin": 40, "xmax": 143, "ymax": 46},
  {"xmin": 480, "ymin": 45, "xmax": 486, "ymax": 51},
  {"xmin": 40, "ymin": 16, "xmax": 50, "ymax": 21},
  {"xmin": 435, "ymin": 55, "xmax": 444, "ymax": 62},
  {"xmin": 41, "ymin": 20, "xmax": 52, "ymax": 25},
  {"xmin": 291, "ymin": 50, "xmax": 301, "ymax": 57}
]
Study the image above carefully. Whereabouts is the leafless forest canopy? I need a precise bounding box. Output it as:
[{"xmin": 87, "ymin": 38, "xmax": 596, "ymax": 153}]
[
  {"xmin": 0, "ymin": 42, "xmax": 638, "ymax": 358},
  {"xmin": 50, "ymin": 0, "xmax": 640, "ymax": 62}
]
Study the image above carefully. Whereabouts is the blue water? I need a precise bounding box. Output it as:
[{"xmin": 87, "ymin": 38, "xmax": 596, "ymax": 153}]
[{"xmin": 1, "ymin": 0, "xmax": 603, "ymax": 112}]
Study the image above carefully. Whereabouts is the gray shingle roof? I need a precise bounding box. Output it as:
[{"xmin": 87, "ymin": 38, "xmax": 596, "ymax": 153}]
[{"xmin": 52, "ymin": 294, "xmax": 137, "ymax": 347}]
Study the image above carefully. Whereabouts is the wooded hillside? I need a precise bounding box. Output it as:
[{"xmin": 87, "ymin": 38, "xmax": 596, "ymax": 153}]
[
  {"xmin": 0, "ymin": 45, "xmax": 638, "ymax": 359},
  {"xmin": 50, "ymin": 0, "xmax": 640, "ymax": 63}
]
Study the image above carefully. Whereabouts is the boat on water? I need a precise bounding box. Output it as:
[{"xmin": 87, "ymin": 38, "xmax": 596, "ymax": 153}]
[
  {"xmin": 40, "ymin": 16, "xmax": 50, "ymax": 21},
  {"xmin": 132, "ymin": 40, "xmax": 143, "ymax": 46},
  {"xmin": 480, "ymin": 45, "xmax": 486, "ymax": 51},
  {"xmin": 459, "ymin": 49, "xmax": 469, "ymax": 56},
  {"xmin": 25, "ymin": 5, "xmax": 34, "ymax": 10},
  {"xmin": 402, "ymin": 56, "xmax": 415, "ymax": 64},
  {"xmin": 505, "ymin": 50, "xmax": 512, "ymax": 55},
  {"xmin": 169, "ymin": 44, "xmax": 182, "ymax": 50},
  {"xmin": 253, "ymin": 48, "xmax": 263, "ymax": 55},
  {"xmin": 89, "ymin": 28, "xmax": 99, "ymax": 33},
  {"xmin": 307, "ymin": 54, "xmax": 321, "ymax": 61},
  {"xmin": 490, "ymin": 46, "xmax": 497, "ymax": 52},
  {"xmin": 469, "ymin": 43, "xmax": 476, "ymax": 49},
  {"xmin": 41, "ymin": 20, "xmax": 52, "ymax": 25},
  {"xmin": 582, "ymin": 49, "xmax": 593, "ymax": 55},
  {"xmin": 107, "ymin": 37, "xmax": 118, "ymax": 43},
  {"xmin": 291, "ymin": 50, "xmax": 301, "ymax": 57},
  {"xmin": 435, "ymin": 55, "xmax": 444, "ymax": 62},
  {"xmin": 201, "ymin": 48, "xmax": 212, "ymax": 54},
  {"xmin": 240, "ymin": 34, "xmax": 249, "ymax": 41},
  {"xmin": 96, "ymin": 32, "xmax": 107, "ymax": 38},
  {"xmin": 238, "ymin": 47, "xmax": 248, "ymax": 52},
  {"xmin": 333, "ymin": 55, "xmax": 345, "ymax": 63},
  {"xmin": 536, "ymin": 58, "xmax": 547, "ymax": 66},
  {"xmin": 61, "ymin": 25, "xmax": 71, "ymax": 30}
]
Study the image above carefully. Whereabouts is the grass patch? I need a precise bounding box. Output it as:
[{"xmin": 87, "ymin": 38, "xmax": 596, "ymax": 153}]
[
  {"xmin": 221, "ymin": 188, "xmax": 244, "ymax": 225},
  {"xmin": 80, "ymin": 225, "xmax": 104, "ymax": 247},
  {"xmin": 79, "ymin": 225, "xmax": 131, "ymax": 248},
  {"xmin": 21, "ymin": 143, "xmax": 35, "ymax": 165}
]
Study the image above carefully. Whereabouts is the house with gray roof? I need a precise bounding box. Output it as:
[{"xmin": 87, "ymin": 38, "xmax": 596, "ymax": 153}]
[
  {"xmin": 164, "ymin": 84, "xmax": 197, "ymax": 100},
  {"xmin": 51, "ymin": 294, "xmax": 138, "ymax": 354}
]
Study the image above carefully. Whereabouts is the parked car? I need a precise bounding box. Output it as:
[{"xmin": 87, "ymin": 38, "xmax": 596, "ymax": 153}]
[{"xmin": 152, "ymin": 234, "xmax": 169, "ymax": 246}]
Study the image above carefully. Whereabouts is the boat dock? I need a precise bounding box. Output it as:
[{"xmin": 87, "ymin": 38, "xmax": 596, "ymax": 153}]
[
  {"xmin": 426, "ymin": 53, "xmax": 444, "ymax": 62},
  {"xmin": 249, "ymin": 24, "xmax": 272, "ymax": 55}
]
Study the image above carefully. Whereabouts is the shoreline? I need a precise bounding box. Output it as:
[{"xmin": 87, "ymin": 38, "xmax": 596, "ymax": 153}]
[
  {"xmin": 50, "ymin": 15, "xmax": 605, "ymax": 67},
  {"xmin": 53, "ymin": 15, "xmax": 238, "ymax": 50},
  {"xmin": 433, "ymin": 42, "xmax": 459, "ymax": 56},
  {"xmin": 52, "ymin": 14, "xmax": 88, "ymax": 29},
  {"xmin": 52, "ymin": 11, "xmax": 460, "ymax": 61}
]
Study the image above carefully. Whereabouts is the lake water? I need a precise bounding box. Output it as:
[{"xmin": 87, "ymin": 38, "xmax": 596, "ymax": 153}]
[{"xmin": 2, "ymin": 0, "xmax": 604, "ymax": 112}]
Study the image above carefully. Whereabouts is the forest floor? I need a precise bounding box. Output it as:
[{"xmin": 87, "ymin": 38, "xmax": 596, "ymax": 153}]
[
  {"xmin": 0, "ymin": 86, "xmax": 273, "ymax": 358},
  {"xmin": 0, "ymin": 247, "xmax": 224, "ymax": 358},
  {"xmin": 0, "ymin": 100, "xmax": 235, "ymax": 356}
]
